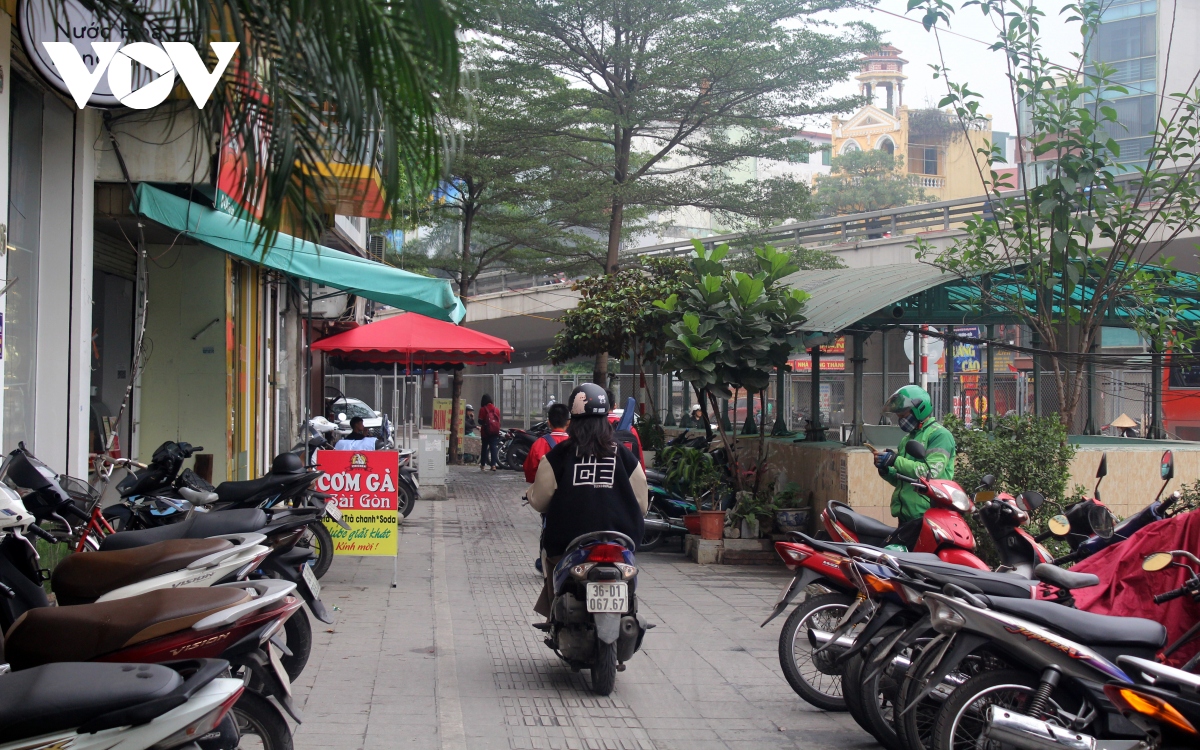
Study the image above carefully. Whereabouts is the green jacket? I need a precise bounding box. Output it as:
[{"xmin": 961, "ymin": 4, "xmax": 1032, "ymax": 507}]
[{"xmin": 882, "ymin": 419, "xmax": 956, "ymax": 523}]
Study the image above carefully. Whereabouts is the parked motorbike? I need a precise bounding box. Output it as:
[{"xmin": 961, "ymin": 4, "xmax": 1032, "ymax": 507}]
[
  {"xmin": 1049, "ymin": 451, "xmax": 1179, "ymax": 565},
  {"xmin": 827, "ymin": 441, "xmax": 988, "ymax": 569},
  {"xmin": 0, "ymin": 659, "xmax": 245, "ymax": 750},
  {"xmin": 499, "ymin": 422, "xmax": 549, "ymax": 472},
  {"xmin": 535, "ymin": 531, "xmax": 651, "ymax": 695},
  {"xmin": 1, "ymin": 580, "xmax": 303, "ymax": 749}
]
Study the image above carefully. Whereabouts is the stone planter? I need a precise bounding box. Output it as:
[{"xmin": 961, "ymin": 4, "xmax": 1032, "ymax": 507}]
[
  {"xmin": 740, "ymin": 518, "xmax": 761, "ymax": 539},
  {"xmin": 699, "ymin": 510, "xmax": 726, "ymax": 540},
  {"xmin": 774, "ymin": 507, "xmax": 810, "ymax": 534}
]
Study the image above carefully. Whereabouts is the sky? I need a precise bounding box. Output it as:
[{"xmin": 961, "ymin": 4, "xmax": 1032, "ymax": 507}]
[{"xmin": 810, "ymin": 0, "xmax": 1084, "ymax": 136}]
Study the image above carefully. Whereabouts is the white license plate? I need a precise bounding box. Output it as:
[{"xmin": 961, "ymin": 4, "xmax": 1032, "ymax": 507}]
[
  {"xmin": 267, "ymin": 641, "xmax": 292, "ymax": 696},
  {"xmin": 585, "ymin": 582, "xmax": 629, "ymax": 613},
  {"xmin": 325, "ymin": 503, "xmax": 343, "ymax": 522},
  {"xmin": 301, "ymin": 563, "xmax": 321, "ymax": 599}
]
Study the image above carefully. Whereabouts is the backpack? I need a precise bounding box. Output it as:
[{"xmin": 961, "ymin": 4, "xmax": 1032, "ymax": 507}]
[
  {"xmin": 482, "ymin": 407, "xmax": 501, "ymax": 435},
  {"xmin": 541, "ymin": 434, "xmax": 559, "ymax": 449},
  {"xmin": 614, "ymin": 428, "xmax": 642, "ymax": 465}
]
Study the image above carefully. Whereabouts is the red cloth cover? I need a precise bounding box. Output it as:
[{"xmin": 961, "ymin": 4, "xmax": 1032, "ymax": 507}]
[{"xmin": 1071, "ymin": 510, "xmax": 1200, "ymax": 667}]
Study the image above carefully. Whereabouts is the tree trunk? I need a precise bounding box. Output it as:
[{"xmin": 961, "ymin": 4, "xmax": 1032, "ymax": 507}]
[
  {"xmin": 449, "ymin": 205, "xmax": 475, "ymax": 465},
  {"xmin": 594, "ymin": 196, "xmax": 627, "ymax": 386}
]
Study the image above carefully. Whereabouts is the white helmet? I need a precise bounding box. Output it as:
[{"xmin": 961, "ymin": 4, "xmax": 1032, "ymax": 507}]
[{"xmin": 691, "ymin": 404, "xmax": 702, "ymax": 412}]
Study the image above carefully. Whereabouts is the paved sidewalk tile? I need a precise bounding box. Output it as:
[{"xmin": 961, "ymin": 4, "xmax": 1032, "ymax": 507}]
[{"xmin": 293, "ymin": 466, "xmax": 875, "ymax": 750}]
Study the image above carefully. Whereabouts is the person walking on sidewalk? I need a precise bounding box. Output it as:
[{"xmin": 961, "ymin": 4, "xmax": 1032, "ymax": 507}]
[{"xmin": 478, "ymin": 394, "xmax": 502, "ymax": 471}]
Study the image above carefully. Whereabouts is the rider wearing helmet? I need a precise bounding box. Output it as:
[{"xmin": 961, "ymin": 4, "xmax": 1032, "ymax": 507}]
[
  {"xmin": 527, "ymin": 383, "xmax": 648, "ymax": 615},
  {"xmin": 874, "ymin": 384, "xmax": 956, "ymax": 548}
]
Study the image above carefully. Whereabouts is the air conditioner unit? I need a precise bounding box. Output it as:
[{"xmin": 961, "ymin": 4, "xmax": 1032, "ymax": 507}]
[{"xmin": 367, "ymin": 235, "xmax": 386, "ymax": 263}]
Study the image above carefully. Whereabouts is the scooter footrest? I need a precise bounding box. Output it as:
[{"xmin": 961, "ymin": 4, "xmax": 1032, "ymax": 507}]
[{"xmin": 532, "ymin": 622, "xmax": 552, "ymax": 631}]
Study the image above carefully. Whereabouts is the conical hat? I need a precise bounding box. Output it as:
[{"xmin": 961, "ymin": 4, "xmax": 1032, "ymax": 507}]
[{"xmin": 1110, "ymin": 413, "xmax": 1137, "ymax": 429}]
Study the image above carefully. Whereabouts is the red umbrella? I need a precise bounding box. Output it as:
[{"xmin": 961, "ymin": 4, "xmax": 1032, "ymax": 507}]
[{"xmin": 311, "ymin": 312, "xmax": 512, "ymax": 366}]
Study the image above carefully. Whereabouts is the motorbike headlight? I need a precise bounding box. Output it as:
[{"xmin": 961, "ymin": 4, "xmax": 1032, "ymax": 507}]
[
  {"xmin": 949, "ymin": 487, "xmax": 974, "ymax": 513},
  {"xmin": 928, "ymin": 598, "xmax": 966, "ymax": 634}
]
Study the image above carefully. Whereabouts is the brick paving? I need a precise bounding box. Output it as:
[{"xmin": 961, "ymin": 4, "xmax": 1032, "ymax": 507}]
[{"xmin": 292, "ymin": 466, "xmax": 873, "ymax": 750}]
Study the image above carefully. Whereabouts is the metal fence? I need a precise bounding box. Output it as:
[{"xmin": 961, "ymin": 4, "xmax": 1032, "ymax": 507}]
[{"xmin": 329, "ymin": 366, "xmax": 1155, "ymax": 446}]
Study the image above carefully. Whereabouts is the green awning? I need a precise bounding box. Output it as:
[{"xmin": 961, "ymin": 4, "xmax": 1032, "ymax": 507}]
[{"xmin": 135, "ymin": 184, "xmax": 465, "ymax": 323}]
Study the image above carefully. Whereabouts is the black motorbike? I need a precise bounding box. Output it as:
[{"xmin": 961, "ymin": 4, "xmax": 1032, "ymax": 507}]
[
  {"xmin": 536, "ymin": 531, "xmax": 651, "ymax": 695},
  {"xmin": 499, "ymin": 421, "xmax": 550, "ymax": 471}
]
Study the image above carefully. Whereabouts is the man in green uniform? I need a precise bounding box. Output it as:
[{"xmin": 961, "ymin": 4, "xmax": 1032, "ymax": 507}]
[{"xmin": 873, "ymin": 384, "xmax": 956, "ymax": 549}]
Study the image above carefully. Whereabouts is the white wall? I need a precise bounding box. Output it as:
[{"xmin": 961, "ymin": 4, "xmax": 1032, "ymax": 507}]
[
  {"xmin": 67, "ymin": 110, "xmax": 98, "ymax": 476},
  {"xmin": 0, "ymin": 15, "xmax": 12, "ymax": 450}
]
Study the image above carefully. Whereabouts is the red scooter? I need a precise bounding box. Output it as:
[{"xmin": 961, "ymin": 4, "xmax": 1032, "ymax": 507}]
[{"xmin": 823, "ymin": 441, "xmax": 988, "ymax": 569}]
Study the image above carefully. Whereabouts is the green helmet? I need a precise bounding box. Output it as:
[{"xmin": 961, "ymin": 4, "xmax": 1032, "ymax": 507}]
[{"xmin": 886, "ymin": 384, "xmax": 933, "ymax": 421}]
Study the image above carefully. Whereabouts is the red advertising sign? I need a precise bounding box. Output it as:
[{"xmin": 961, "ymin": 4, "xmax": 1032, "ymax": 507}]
[
  {"xmin": 790, "ymin": 336, "xmax": 846, "ymax": 372},
  {"xmin": 314, "ymin": 450, "xmax": 399, "ymax": 556}
]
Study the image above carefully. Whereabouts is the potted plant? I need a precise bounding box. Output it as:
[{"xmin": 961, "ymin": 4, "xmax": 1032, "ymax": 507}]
[
  {"xmin": 728, "ymin": 491, "xmax": 776, "ymax": 539},
  {"xmin": 772, "ymin": 481, "xmax": 810, "ymax": 534},
  {"xmin": 660, "ymin": 445, "xmax": 724, "ymax": 537}
]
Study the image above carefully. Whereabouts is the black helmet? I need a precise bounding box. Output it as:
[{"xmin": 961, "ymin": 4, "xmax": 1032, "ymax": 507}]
[
  {"xmin": 568, "ymin": 383, "xmax": 610, "ymax": 418},
  {"xmin": 272, "ymin": 451, "xmax": 306, "ymax": 476}
]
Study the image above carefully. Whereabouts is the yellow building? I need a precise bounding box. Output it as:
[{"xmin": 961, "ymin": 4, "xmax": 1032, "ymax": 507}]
[{"xmin": 830, "ymin": 45, "xmax": 993, "ymax": 202}]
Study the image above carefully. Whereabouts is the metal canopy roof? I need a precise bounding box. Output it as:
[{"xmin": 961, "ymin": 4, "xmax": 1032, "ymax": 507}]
[
  {"xmin": 782, "ymin": 262, "xmax": 1200, "ymax": 336},
  {"xmin": 781, "ymin": 264, "xmax": 951, "ymax": 335}
]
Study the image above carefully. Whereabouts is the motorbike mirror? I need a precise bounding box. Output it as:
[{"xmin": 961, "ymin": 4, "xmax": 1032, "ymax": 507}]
[
  {"xmin": 338, "ymin": 412, "xmax": 348, "ymax": 422},
  {"xmin": 1142, "ymin": 552, "xmax": 1174, "ymax": 572},
  {"xmin": 1088, "ymin": 504, "xmax": 1115, "ymax": 539},
  {"xmin": 1019, "ymin": 491, "xmax": 1045, "ymax": 511},
  {"xmin": 1161, "ymin": 450, "xmax": 1174, "ymax": 481},
  {"xmin": 905, "ymin": 441, "xmax": 927, "ymax": 460},
  {"xmin": 981, "ymin": 474, "xmax": 996, "ymax": 488},
  {"xmin": 1096, "ymin": 453, "xmax": 1108, "ymax": 479},
  {"xmin": 1048, "ymin": 514, "xmax": 1071, "ymax": 537}
]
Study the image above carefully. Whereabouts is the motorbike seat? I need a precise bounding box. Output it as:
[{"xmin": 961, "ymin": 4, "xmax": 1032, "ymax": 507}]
[
  {"xmin": 645, "ymin": 468, "xmax": 668, "ymax": 485},
  {"xmin": 3, "ymin": 588, "xmax": 251, "ymax": 671},
  {"xmin": 215, "ymin": 473, "xmax": 303, "ymax": 504},
  {"xmin": 0, "ymin": 662, "xmax": 183, "ymax": 743},
  {"xmin": 51, "ymin": 538, "xmax": 234, "ymax": 605},
  {"xmin": 831, "ymin": 504, "xmax": 896, "ymax": 542},
  {"xmin": 1034, "ymin": 563, "xmax": 1099, "ymax": 591},
  {"xmin": 981, "ymin": 596, "xmax": 1167, "ymax": 649},
  {"xmin": 99, "ymin": 509, "xmax": 268, "ymax": 551}
]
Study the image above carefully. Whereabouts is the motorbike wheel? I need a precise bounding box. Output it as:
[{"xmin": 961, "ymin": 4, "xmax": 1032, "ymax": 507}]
[
  {"xmin": 397, "ymin": 482, "xmax": 417, "ymax": 518},
  {"xmin": 930, "ymin": 669, "xmax": 1042, "ymax": 750},
  {"xmin": 232, "ymin": 690, "xmax": 294, "ymax": 750},
  {"xmin": 842, "ymin": 627, "xmax": 905, "ymax": 750},
  {"xmin": 300, "ymin": 522, "xmax": 334, "ymax": 579},
  {"xmin": 506, "ymin": 446, "xmax": 526, "ymax": 472},
  {"xmin": 639, "ymin": 510, "xmax": 666, "ymax": 552},
  {"xmin": 895, "ymin": 638, "xmax": 971, "ymax": 750},
  {"xmin": 280, "ymin": 611, "xmax": 312, "ymax": 681},
  {"xmin": 590, "ymin": 641, "xmax": 618, "ymax": 696},
  {"xmin": 777, "ymin": 591, "xmax": 855, "ymax": 711}
]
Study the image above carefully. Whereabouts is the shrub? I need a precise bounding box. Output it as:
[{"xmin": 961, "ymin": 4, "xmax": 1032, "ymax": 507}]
[{"xmin": 943, "ymin": 414, "xmax": 1077, "ymax": 566}]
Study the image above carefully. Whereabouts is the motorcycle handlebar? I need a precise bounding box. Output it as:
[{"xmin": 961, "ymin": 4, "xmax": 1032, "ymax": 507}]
[
  {"xmin": 1155, "ymin": 586, "xmax": 1189, "ymax": 605},
  {"xmin": 1159, "ymin": 491, "xmax": 1181, "ymax": 515},
  {"xmin": 27, "ymin": 523, "xmax": 57, "ymax": 543},
  {"xmin": 64, "ymin": 504, "xmax": 90, "ymax": 521}
]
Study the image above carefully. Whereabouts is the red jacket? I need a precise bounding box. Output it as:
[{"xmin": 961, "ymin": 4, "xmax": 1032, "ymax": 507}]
[{"xmin": 523, "ymin": 430, "xmax": 570, "ymax": 483}]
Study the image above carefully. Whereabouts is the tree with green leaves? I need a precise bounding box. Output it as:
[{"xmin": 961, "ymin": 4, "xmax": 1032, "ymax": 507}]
[
  {"xmin": 656, "ymin": 241, "xmax": 809, "ymax": 496},
  {"xmin": 397, "ymin": 60, "xmax": 620, "ymax": 462},
  {"xmin": 908, "ymin": 0, "xmax": 1200, "ymax": 430},
  {"xmin": 549, "ymin": 258, "xmax": 692, "ymax": 412},
  {"xmin": 476, "ymin": 0, "xmax": 877, "ymax": 384},
  {"xmin": 814, "ymin": 150, "xmax": 928, "ymax": 216},
  {"xmin": 85, "ymin": 0, "xmax": 459, "ymax": 243}
]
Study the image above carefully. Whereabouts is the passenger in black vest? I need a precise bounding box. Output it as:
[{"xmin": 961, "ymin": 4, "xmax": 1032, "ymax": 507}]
[{"xmin": 526, "ymin": 383, "xmax": 648, "ymax": 616}]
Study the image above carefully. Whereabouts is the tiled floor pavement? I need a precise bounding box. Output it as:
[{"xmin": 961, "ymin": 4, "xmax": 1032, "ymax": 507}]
[{"xmin": 292, "ymin": 466, "xmax": 874, "ymax": 750}]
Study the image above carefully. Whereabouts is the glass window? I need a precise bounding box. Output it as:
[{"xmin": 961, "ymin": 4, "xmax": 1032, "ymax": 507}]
[
  {"xmin": 4, "ymin": 77, "xmax": 44, "ymax": 452},
  {"xmin": 821, "ymin": 147, "xmax": 831, "ymax": 166},
  {"xmin": 1092, "ymin": 16, "xmax": 1156, "ymax": 63}
]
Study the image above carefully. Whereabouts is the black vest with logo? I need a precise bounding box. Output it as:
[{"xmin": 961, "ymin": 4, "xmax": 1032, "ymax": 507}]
[{"xmin": 541, "ymin": 442, "xmax": 643, "ymax": 557}]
